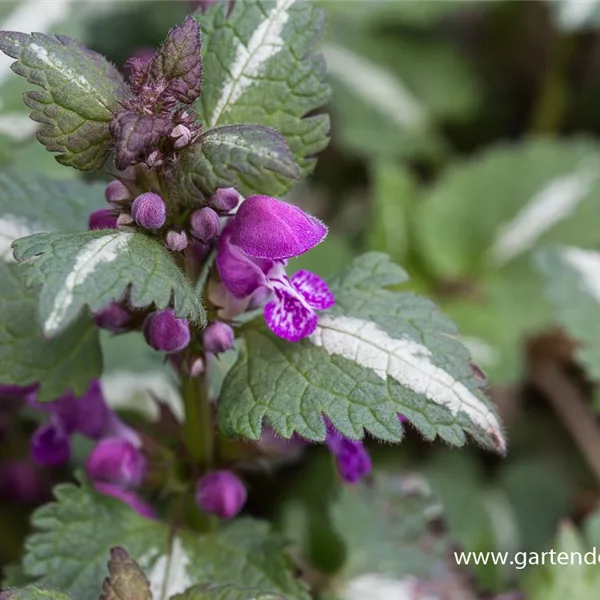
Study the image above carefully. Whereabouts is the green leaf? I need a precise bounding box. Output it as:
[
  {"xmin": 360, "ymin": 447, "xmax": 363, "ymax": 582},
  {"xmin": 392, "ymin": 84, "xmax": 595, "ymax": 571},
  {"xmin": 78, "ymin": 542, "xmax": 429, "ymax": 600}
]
[
  {"xmin": 0, "ymin": 262, "xmax": 101, "ymax": 400},
  {"xmin": 13, "ymin": 230, "xmax": 205, "ymax": 337},
  {"xmin": 22, "ymin": 481, "xmax": 309, "ymax": 600},
  {"xmin": 100, "ymin": 548, "xmax": 152, "ymax": 600},
  {"xmin": 0, "ymin": 31, "xmax": 129, "ymax": 170},
  {"xmin": 322, "ymin": 20, "xmax": 480, "ymax": 160},
  {"xmin": 416, "ymin": 138, "xmax": 600, "ymax": 279},
  {"xmin": 534, "ymin": 245, "xmax": 600, "ymax": 380},
  {"xmin": 195, "ymin": 0, "xmax": 330, "ymax": 196},
  {"xmin": 0, "ymin": 586, "xmax": 71, "ymax": 600},
  {"xmin": 0, "ymin": 170, "xmax": 104, "ymax": 259},
  {"xmin": 171, "ymin": 584, "xmax": 285, "ymax": 600},
  {"xmin": 365, "ymin": 162, "xmax": 415, "ymax": 263},
  {"xmin": 218, "ymin": 253, "xmax": 505, "ymax": 453},
  {"xmin": 174, "ymin": 125, "xmax": 301, "ymax": 201}
]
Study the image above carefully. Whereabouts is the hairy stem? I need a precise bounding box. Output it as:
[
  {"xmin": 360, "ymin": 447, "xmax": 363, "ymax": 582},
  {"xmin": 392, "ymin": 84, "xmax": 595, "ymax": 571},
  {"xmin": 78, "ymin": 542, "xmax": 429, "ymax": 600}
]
[{"xmin": 182, "ymin": 368, "xmax": 214, "ymax": 468}]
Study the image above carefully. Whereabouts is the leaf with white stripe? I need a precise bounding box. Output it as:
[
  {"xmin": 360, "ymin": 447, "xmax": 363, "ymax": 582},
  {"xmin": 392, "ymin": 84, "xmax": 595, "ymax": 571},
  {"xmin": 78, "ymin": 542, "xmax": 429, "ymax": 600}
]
[
  {"xmin": 550, "ymin": 0, "xmax": 600, "ymax": 32},
  {"xmin": 0, "ymin": 169, "xmax": 104, "ymax": 261},
  {"xmin": 0, "ymin": 27, "xmax": 129, "ymax": 170},
  {"xmin": 417, "ymin": 138, "xmax": 600, "ymax": 278},
  {"xmin": 174, "ymin": 124, "xmax": 301, "ymax": 201},
  {"xmin": 0, "ymin": 262, "xmax": 101, "ymax": 401},
  {"xmin": 534, "ymin": 245, "xmax": 600, "ymax": 380},
  {"xmin": 218, "ymin": 253, "xmax": 505, "ymax": 454},
  {"xmin": 23, "ymin": 480, "xmax": 309, "ymax": 600},
  {"xmin": 13, "ymin": 230, "xmax": 205, "ymax": 338},
  {"xmin": 194, "ymin": 0, "xmax": 330, "ymax": 195}
]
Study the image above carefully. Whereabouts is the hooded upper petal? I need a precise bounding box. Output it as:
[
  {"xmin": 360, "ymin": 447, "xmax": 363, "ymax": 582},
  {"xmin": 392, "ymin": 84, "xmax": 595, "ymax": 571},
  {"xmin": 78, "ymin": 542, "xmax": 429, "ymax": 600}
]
[{"xmin": 229, "ymin": 195, "xmax": 327, "ymax": 260}]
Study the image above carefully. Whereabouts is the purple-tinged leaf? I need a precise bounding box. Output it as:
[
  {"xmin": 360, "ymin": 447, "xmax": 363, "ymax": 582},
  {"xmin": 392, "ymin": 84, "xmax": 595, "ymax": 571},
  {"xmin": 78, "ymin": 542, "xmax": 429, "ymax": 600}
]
[{"xmin": 150, "ymin": 16, "xmax": 202, "ymax": 104}]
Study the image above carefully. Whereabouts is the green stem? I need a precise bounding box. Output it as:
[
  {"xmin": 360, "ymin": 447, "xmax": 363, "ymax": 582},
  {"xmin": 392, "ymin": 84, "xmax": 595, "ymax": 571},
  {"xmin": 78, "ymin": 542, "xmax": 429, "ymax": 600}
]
[{"xmin": 182, "ymin": 369, "xmax": 214, "ymax": 467}]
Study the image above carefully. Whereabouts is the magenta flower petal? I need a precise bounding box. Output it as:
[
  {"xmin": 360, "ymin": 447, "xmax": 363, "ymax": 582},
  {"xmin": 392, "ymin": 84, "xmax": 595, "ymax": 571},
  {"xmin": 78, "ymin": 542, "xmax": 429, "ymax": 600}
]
[
  {"xmin": 230, "ymin": 195, "xmax": 327, "ymax": 260},
  {"xmin": 334, "ymin": 439, "xmax": 372, "ymax": 484},
  {"xmin": 195, "ymin": 470, "xmax": 246, "ymax": 519},
  {"xmin": 86, "ymin": 438, "xmax": 146, "ymax": 487},
  {"xmin": 94, "ymin": 482, "xmax": 155, "ymax": 519},
  {"xmin": 57, "ymin": 380, "xmax": 110, "ymax": 440},
  {"xmin": 264, "ymin": 279, "xmax": 318, "ymax": 342},
  {"xmin": 216, "ymin": 231, "xmax": 269, "ymax": 298},
  {"xmin": 88, "ymin": 209, "xmax": 118, "ymax": 231},
  {"xmin": 31, "ymin": 421, "xmax": 71, "ymax": 467},
  {"xmin": 94, "ymin": 302, "xmax": 131, "ymax": 333},
  {"xmin": 291, "ymin": 270, "xmax": 335, "ymax": 311}
]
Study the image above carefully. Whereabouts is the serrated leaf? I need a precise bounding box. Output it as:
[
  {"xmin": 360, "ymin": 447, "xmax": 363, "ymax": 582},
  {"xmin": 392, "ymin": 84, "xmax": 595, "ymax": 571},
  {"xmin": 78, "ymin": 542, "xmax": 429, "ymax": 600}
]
[
  {"xmin": 150, "ymin": 16, "xmax": 202, "ymax": 105},
  {"xmin": 0, "ymin": 30, "xmax": 129, "ymax": 170},
  {"xmin": 550, "ymin": 0, "xmax": 600, "ymax": 32},
  {"xmin": 174, "ymin": 125, "xmax": 300, "ymax": 201},
  {"xmin": 171, "ymin": 584, "xmax": 285, "ymax": 600},
  {"xmin": 195, "ymin": 0, "xmax": 330, "ymax": 197},
  {"xmin": 0, "ymin": 262, "xmax": 101, "ymax": 401},
  {"xmin": 0, "ymin": 170, "xmax": 104, "ymax": 260},
  {"xmin": 218, "ymin": 253, "xmax": 505, "ymax": 453},
  {"xmin": 100, "ymin": 548, "xmax": 152, "ymax": 600},
  {"xmin": 0, "ymin": 586, "xmax": 71, "ymax": 600},
  {"xmin": 22, "ymin": 481, "xmax": 309, "ymax": 600},
  {"xmin": 13, "ymin": 230, "xmax": 205, "ymax": 337},
  {"xmin": 534, "ymin": 245, "xmax": 600, "ymax": 380}
]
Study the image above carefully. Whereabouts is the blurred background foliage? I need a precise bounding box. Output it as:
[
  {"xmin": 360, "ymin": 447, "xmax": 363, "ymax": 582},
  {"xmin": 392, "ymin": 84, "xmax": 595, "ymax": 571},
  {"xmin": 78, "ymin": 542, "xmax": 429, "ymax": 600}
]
[{"xmin": 5, "ymin": 1, "xmax": 600, "ymax": 598}]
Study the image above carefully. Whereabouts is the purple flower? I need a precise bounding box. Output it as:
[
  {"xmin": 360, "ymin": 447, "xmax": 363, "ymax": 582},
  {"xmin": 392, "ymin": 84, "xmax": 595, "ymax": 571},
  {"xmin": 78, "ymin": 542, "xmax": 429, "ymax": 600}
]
[
  {"xmin": 216, "ymin": 195, "xmax": 333, "ymax": 342},
  {"xmin": 195, "ymin": 470, "xmax": 246, "ymax": 519},
  {"xmin": 31, "ymin": 420, "xmax": 71, "ymax": 467},
  {"xmin": 131, "ymin": 192, "xmax": 167, "ymax": 230},
  {"xmin": 190, "ymin": 207, "xmax": 220, "ymax": 241},
  {"xmin": 203, "ymin": 322, "xmax": 235, "ymax": 354},
  {"xmin": 88, "ymin": 209, "xmax": 118, "ymax": 231},
  {"xmin": 105, "ymin": 180, "xmax": 131, "ymax": 204},
  {"xmin": 94, "ymin": 302, "xmax": 131, "ymax": 333},
  {"xmin": 326, "ymin": 423, "xmax": 372, "ymax": 485},
  {"xmin": 86, "ymin": 438, "xmax": 147, "ymax": 488},
  {"xmin": 143, "ymin": 308, "xmax": 191, "ymax": 353},
  {"xmin": 94, "ymin": 481, "xmax": 155, "ymax": 519},
  {"xmin": 210, "ymin": 188, "xmax": 239, "ymax": 212}
]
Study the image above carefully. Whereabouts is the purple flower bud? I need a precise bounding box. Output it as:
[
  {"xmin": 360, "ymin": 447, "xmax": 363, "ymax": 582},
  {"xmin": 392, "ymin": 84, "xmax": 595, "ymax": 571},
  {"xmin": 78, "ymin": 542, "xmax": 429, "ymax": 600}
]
[
  {"xmin": 131, "ymin": 192, "xmax": 167, "ymax": 230},
  {"xmin": 333, "ymin": 439, "xmax": 372, "ymax": 484},
  {"xmin": 146, "ymin": 150, "xmax": 165, "ymax": 169},
  {"xmin": 31, "ymin": 421, "xmax": 71, "ymax": 467},
  {"xmin": 143, "ymin": 308, "xmax": 191, "ymax": 353},
  {"xmin": 210, "ymin": 188, "xmax": 239, "ymax": 212},
  {"xmin": 170, "ymin": 124, "xmax": 193, "ymax": 150},
  {"xmin": 88, "ymin": 209, "xmax": 118, "ymax": 231},
  {"xmin": 230, "ymin": 195, "xmax": 327, "ymax": 260},
  {"xmin": 190, "ymin": 207, "xmax": 220, "ymax": 241},
  {"xmin": 117, "ymin": 214, "xmax": 134, "ymax": 228},
  {"xmin": 94, "ymin": 302, "xmax": 131, "ymax": 333},
  {"xmin": 105, "ymin": 180, "xmax": 131, "ymax": 204},
  {"xmin": 190, "ymin": 356, "xmax": 204, "ymax": 377},
  {"xmin": 195, "ymin": 470, "xmax": 246, "ymax": 519},
  {"xmin": 86, "ymin": 438, "xmax": 146, "ymax": 488},
  {"xmin": 94, "ymin": 481, "xmax": 155, "ymax": 519},
  {"xmin": 165, "ymin": 229, "xmax": 188, "ymax": 252},
  {"xmin": 203, "ymin": 322, "xmax": 235, "ymax": 354}
]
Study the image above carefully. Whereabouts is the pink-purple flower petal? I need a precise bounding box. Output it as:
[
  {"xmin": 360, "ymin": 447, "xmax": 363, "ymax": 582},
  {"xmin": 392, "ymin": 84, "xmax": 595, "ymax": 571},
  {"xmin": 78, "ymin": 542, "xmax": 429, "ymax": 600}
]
[{"xmin": 291, "ymin": 270, "xmax": 335, "ymax": 311}]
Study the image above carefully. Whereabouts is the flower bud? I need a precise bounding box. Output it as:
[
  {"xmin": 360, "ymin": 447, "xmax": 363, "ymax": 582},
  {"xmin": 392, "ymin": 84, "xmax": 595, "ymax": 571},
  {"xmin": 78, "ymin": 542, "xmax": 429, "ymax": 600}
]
[
  {"xmin": 210, "ymin": 188, "xmax": 239, "ymax": 212},
  {"xmin": 190, "ymin": 356, "xmax": 204, "ymax": 377},
  {"xmin": 131, "ymin": 192, "xmax": 167, "ymax": 230},
  {"xmin": 105, "ymin": 180, "xmax": 131, "ymax": 204},
  {"xmin": 203, "ymin": 322, "xmax": 235, "ymax": 354},
  {"xmin": 195, "ymin": 470, "xmax": 246, "ymax": 519},
  {"xmin": 31, "ymin": 421, "xmax": 70, "ymax": 467},
  {"xmin": 117, "ymin": 213, "xmax": 135, "ymax": 227},
  {"xmin": 190, "ymin": 207, "xmax": 219, "ymax": 241},
  {"xmin": 86, "ymin": 438, "xmax": 146, "ymax": 488},
  {"xmin": 94, "ymin": 302, "xmax": 131, "ymax": 333},
  {"xmin": 94, "ymin": 482, "xmax": 155, "ymax": 519},
  {"xmin": 333, "ymin": 439, "xmax": 372, "ymax": 484},
  {"xmin": 165, "ymin": 229, "xmax": 188, "ymax": 252},
  {"xmin": 170, "ymin": 124, "xmax": 193, "ymax": 150},
  {"xmin": 146, "ymin": 150, "xmax": 165, "ymax": 169},
  {"xmin": 143, "ymin": 308, "xmax": 191, "ymax": 353},
  {"xmin": 88, "ymin": 209, "xmax": 118, "ymax": 231}
]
